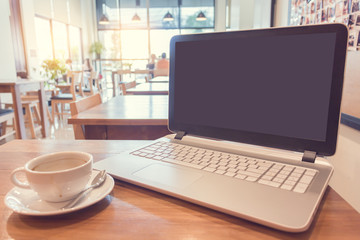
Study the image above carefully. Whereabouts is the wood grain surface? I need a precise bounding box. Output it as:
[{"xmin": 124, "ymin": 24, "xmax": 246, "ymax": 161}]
[{"xmin": 1, "ymin": 140, "xmax": 360, "ymax": 240}]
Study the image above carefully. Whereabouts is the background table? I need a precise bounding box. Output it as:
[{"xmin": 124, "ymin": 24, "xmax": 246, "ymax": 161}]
[
  {"xmin": 148, "ymin": 76, "xmax": 169, "ymax": 83},
  {"xmin": 68, "ymin": 95, "xmax": 170, "ymax": 139},
  {"xmin": 125, "ymin": 82, "xmax": 169, "ymax": 95},
  {"xmin": 1, "ymin": 139, "xmax": 360, "ymax": 239},
  {"xmin": 0, "ymin": 79, "xmax": 49, "ymax": 139},
  {"xmin": 111, "ymin": 69, "xmax": 151, "ymax": 96}
]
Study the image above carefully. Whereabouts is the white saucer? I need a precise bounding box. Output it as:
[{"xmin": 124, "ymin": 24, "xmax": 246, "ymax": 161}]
[{"xmin": 4, "ymin": 170, "xmax": 114, "ymax": 216}]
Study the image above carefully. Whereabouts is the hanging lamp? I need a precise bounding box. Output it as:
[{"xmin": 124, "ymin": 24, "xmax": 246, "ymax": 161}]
[
  {"xmin": 99, "ymin": 14, "xmax": 110, "ymax": 24},
  {"xmin": 132, "ymin": 0, "xmax": 141, "ymax": 21},
  {"xmin": 132, "ymin": 13, "xmax": 141, "ymax": 21},
  {"xmin": 99, "ymin": 2, "xmax": 109, "ymax": 25},
  {"xmin": 196, "ymin": 11, "xmax": 207, "ymax": 21},
  {"xmin": 163, "ymin": 11, "xmax": 174, "ymax": 22}
]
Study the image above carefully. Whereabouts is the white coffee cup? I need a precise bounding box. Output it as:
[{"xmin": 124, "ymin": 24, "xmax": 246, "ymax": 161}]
[{"xmin": 10, "ymin": 151, "xmax": 93, "ymax": 202}]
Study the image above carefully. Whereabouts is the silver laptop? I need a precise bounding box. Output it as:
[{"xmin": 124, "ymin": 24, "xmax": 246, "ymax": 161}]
[{"xmin": 94, "ymin": 24, "xmax": 348, "ymax": 232}]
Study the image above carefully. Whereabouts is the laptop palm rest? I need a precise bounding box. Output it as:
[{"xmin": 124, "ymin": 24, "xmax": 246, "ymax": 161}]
[{"xmin": 132, "ymin": 164, "xmax": 203, "ymax": 189}]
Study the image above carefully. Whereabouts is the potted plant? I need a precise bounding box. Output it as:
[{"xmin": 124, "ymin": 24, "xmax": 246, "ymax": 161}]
[
  {"xmin": 41, "ymin": 59, "xmax": 68, "ymax": 87},
  {"xmin": 89, "ymin": 41, "xmax": 105, "ymax": 59}
]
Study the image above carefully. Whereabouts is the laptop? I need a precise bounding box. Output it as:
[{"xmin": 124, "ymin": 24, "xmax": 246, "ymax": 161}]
[{"xmin": 94, "ymin": 24, "xmax": 348, "ymax": 232}]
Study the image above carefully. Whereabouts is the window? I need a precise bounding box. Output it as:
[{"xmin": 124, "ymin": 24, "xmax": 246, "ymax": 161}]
[
  {"xmin": 34, "ymin": 16, "xmax": 83, "ymax": 71},
  {"xmin": 120, "ymin": 0, "xmax": 148, "ymax": 29},
  {"xmin": 149, "ymin": 0, "xmax": 179, "ymax": 29},
  {"xmin": 34, "ymin": 17, "xmax": 53, "ymax": 63},
  {"xmin": 150, "ymin": 29, "xmax": 179, "ymax": 57},
  {"xmin": 69, "ymin": 26, "xmax": 83, "ymax": 70},
  {"xmin": 180, "ymin": 0, "xmax": 215, "ymax": 29},
  {"xmin": 98, "ymin": 30, "xmax": 121, "ymax": 59},
  {"xmin": 52, "ymin": 21, "xmax": 69, "ymax": 60},
  {"xmin": 121, "ymin": 30, "xmax": 149, "ymax": 59},
  {"xmin": 96, "ymin": 0, "xmax": 215, "ymax": 69}
]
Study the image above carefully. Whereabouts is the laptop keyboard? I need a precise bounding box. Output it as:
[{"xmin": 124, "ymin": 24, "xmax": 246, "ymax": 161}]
[{"xmin": 130, "ymin": 141, "xmax": 317, "ymax": 193}]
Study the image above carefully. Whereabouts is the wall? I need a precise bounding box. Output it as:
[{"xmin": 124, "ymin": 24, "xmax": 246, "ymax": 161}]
[
  {"xmin": 229, "ymin": 0, "xmax": 271, "ymax": 30},
  {"xmin": 329, "ymin": 51, "xmax": 360, "ymax": 213},
  {"xmin": 0, "ymin": 0, "xmax": 17, "ymax": 79},
  {"xmin": 328, "ymin": 125, "xmax": 360, "ymax": 213},
  {"xmin": 274, "ymin": 0, "xmax": 289, "ymax": 27},
  {"xmin": 215, "ymin": 0, "xmax": 226, "ymax": 32},
  {"xmin": 20, "ymin": 0, "xmax": 41, "ymax": 79},
  {"xmin": 341, "ymin": 52, "xmax": 360, "ymax": 119},
  {"xmin": 253, "ymin": 0, "xmax": 271, "ymax": 29},
  {"xmin": 80, "ymin": 0, "xmax": 97, "ymax": 59}
]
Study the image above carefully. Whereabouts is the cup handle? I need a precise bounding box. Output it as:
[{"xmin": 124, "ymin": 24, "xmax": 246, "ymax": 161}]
[{"xmin": 10, "ymin": 167, "xmax": 31, "ymax": 189}]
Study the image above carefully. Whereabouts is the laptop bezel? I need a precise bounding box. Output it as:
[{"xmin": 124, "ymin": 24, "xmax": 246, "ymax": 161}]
[{"xmin": 168, "ymin": 24, "xmax": 348, "ymax": 156}]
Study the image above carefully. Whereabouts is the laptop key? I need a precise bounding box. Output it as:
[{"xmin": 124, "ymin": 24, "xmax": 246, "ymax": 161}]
[
  {"xmin": 293, "ymin": 183, "xmax": 309, "ymax": 193},
  {"xmin": 215, "ymin": 170, "xmax": 226, "ymax": 175},
  {"xmin": 235, "ymin": 174, "xmax": 246, "ymax": 180},
  {"xmin": 224, "ymin": 172, "xmax": 236, "ymax": 177},
  {"xmin": 280, "ymin": 184, "xmax": 293, "ymax": 191},
  {"xmin": 245, "ymin": 176, "xmax": 258, "ymax": 182},
  {"xmin": 203, "ymin": 167, "xmax": 216, "ymax": 172}
]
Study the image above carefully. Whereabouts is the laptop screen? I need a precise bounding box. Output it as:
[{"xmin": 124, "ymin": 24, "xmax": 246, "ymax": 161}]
[{"xmin": 169, "ymin": 24, "xmax": 348, "ymax": 156}]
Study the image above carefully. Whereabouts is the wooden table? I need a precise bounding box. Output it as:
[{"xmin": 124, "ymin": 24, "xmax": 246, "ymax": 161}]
[
  {"xmin": 126, "ymin": 82, "xmax": 169, "ymax": 95},
  {"xmin": 0, "ymin": 79, "xmax": 49, "ymax": 139},
  {"xmin": 1, "ymin": 140, "xmax": 360, "ymax": 240},
  {"xmin": 112, "ymin": 69, "xmax": 151, "ymax": 96},
  {"xmin": 148, "ymin": 76, "xmax": 169, "ymax": 83},
  {"xmin": 68, "ymin": 95, "xmax": 170, "ymax": 140}
]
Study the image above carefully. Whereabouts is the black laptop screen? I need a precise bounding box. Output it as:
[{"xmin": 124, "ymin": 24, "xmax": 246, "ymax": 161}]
[{"xmin": 169, "ymin": 24, "xmax": 348, "ymax": 155}]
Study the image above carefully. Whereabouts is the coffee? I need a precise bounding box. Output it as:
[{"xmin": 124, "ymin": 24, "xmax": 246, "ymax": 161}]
[{"xmin": 32, "ymin": 158, "xmax": 87, "ymax": 172}]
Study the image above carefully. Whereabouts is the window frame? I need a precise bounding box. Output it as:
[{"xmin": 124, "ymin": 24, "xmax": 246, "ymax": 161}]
[{"xmin": 34, "ymin": 14, "xmax": 84, "ymax": 64}]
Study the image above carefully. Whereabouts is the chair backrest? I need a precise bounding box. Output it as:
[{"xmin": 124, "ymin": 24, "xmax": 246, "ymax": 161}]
[
  {"xmin": 67, "ymin": 71, "xmax": 84, "ymax": 98},
  {"xmin": 153, "ymin": 68, "xmax": 169, "ymax": 77},
  {"xmin": 69, "ymin": 93, "xmax": 102, "ymax": 140},
  {"xmin": 82, "ymin": 71, "xmax": 98, "ymax": 96},
  {"xmin": 0, "ymin": 109, "xmax": 14, "ymax": 123},
  {"xmin": 70, "ymin": 93, "xmax": 102, "ymax": 116},
  {"xmin": 0, "ymin": 109, "xmax": 15, "ymax": 140},
  {"xmin": 119, "ymin": 80, "xmax": 137, "ymax": 95}
]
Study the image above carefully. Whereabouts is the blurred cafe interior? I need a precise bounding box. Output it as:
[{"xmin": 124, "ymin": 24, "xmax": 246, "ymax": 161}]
[{"xmin": 0, "ymin": 0, "xmax": 360, "ymax": 238}]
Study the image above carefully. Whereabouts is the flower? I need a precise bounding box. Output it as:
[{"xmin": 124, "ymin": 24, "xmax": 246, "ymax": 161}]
[{"xmin": 41, "ymin": 59, "xmax": 68, "ymax": 81}]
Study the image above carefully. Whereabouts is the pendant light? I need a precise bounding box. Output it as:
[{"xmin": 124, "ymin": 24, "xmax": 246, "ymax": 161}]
[
  {"xmin": 163, "ymin": 11, "xmax": 174, "ymax": 22},
  {"xmin": 196, "ymin": 0, "xmax": 207, "ymax": 22},
  {"xmin": 99, "ymin": 2, "xmax": 109, "ymax": 25},
  {"xmin": 196, "ymin": 11, "xmax": 207, "ymax": 21},
  {"xmin": 99, "ymin": 14, "xmax": 110, "ymax": 24},
  {"xmin": 132, "ymin": 13, "xmax": 141, "ymax": 21},
  {"xmin": 132, "ymin": 0, "xmax": 141, "ymax": 22}
]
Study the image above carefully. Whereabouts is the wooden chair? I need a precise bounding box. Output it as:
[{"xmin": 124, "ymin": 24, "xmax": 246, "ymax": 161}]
[
  {"xmin": 69, "ymin": 93, "xmax": 102, "ymax": 139},
  {"xmin": 0, "ymin": 108, "xmax": 15, "ymax": 141},
  {"xmin": 51, "ymin": 71, "xmax": 83, "ymax": 121},
  {"xmin": 22, "ymin": 100, "xmax": 41, "ymax": 138},
  {"xmin": 119, "ymin": 80, "xmax": 137, "ymax": 95},
  {"xmin": 4, "ymin": 98, "xmax": 42, "ymax": 139},
  {"xmin": 21, "ymin": 92, "xmax": 53, "ymax": 124},
  {"xmin": 83, "ymin": 71, "xmax": 101, "ymax": 96}
]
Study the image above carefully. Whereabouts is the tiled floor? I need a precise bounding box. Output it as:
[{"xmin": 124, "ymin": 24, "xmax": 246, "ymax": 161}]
[{"xmin": 0, "ymin": 115, "xmax": 75, "ymax": 145}]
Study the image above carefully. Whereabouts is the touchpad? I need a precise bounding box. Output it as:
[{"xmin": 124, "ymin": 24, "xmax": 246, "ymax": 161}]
[{"xmin": 132, "ymin": 164, "xmax": 203, "ymax": 189}]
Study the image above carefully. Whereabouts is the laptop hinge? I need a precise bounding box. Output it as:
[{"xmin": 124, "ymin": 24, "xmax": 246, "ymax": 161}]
[
  {"xmin": 302, "ymin": 151, "xmax": 317, "ymax": 163},
  {"xmin": 174, "ymin": 131, "xmax": 186, "ymax": 140}
]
